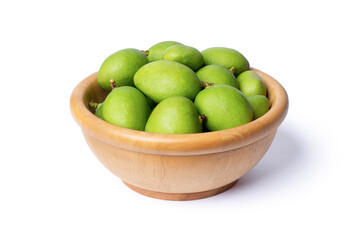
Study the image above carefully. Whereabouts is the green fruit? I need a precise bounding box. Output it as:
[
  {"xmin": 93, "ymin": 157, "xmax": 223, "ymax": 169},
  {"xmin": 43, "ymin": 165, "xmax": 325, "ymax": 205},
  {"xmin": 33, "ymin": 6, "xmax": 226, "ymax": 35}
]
[
  {"xmin": 237, "ymin": 70, "xmax": 267, "ymax": 97},
  {"xmin": 95, "ymin": 103, "xmax": 104, "ymax": 119},
  {"xmin": 102, "ymin": 86, "xmax": 151, "ymax": 131},
  {"xmin": 97, "ymin": 48, "xmax": 148, "ymax": 91},
  {"xmin": 247, "ymin": 95, "xmax": 270, "ymax": 119},
  {"xmin": 201, "ymin": 47, "xmax": 249, "ymax": 75},
  {"xmin": 145, "ymin": 96, "xmax": 203, "ymax": 134},
  {"xmin": 147, "ymin": 41, "xmax": 182, "ymax": 62},
  {"xmin": 163, "ymin": 45, "xmax": 204, "ymax": 71},
  {"xmin": 89, "ymin": 101, "xmax": 104, "ymax": 119},
  {"xmin": 194, "ymin": 85, "xmax": 253, "ymax": 131},
  {"xmin": 134, "ymin": 60, "xmax": 202, "ymax": 103},
  {"xmin": 196, "ymin": 65, "xmax": 238, "ymax": 88}
]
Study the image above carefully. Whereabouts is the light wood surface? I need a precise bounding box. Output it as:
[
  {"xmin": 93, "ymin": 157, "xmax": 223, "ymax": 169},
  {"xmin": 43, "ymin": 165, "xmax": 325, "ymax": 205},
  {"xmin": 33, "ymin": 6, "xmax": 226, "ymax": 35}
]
[
  {"xmin": 70, "ymin": 68, "xmax": 288, "ymax": 200},
  {"xmin": 123, "ymin": 180, "xmax": 238, "ymax": 201}
]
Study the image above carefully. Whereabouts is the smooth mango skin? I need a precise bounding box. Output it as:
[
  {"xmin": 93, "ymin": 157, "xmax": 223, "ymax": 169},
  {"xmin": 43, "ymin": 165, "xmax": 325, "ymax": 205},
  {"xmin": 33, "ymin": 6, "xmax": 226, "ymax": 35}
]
[
  {"xmin": 163, "ymin": 45, "xmax": 204, "ymax": 71},
  {"xmin": 237, "ymin": 70, "xmax": 267, "ymax": 97},
  {"xmin": 196, "ymin": 65, "xmax": 238, "ymax": 88},
  {"xmin": 147, "ymin": 41, "xmax": 182, "ymax": 62},
  {"xmin": 95, "ymin": 103, "xmax": 104, "ymax": 119},
  {"xmin": 102, "ymin": 86, "xmax": 151, "ymax": 131},
  {"xmin": 134, "ymin": 60, "xmax": 202, "ymax": 103},
  {"xmin": 145, "ymin": 96, "xmax": 202, "ymax": 134},
  {"xmin": 247, "ymin": 95, "xmax": 270, "ymax": 119},
  {"xmin": 97, "ymin": 48, "xmax": 149, "ymax": 91},
  {"xmin": 194, "ymin": 85, "xmax": 253, "ymax": 131},
  {"xmin": 201, "ymin": 47, "xmax": 249, "ymax": 75}
]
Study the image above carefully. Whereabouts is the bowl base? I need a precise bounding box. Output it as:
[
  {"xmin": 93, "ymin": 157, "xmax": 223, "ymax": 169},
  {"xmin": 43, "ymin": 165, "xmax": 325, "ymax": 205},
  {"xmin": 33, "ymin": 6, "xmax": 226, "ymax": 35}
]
[{"xmin": 123, "ymin": 180, "xmax": 238, "ymax": 201}]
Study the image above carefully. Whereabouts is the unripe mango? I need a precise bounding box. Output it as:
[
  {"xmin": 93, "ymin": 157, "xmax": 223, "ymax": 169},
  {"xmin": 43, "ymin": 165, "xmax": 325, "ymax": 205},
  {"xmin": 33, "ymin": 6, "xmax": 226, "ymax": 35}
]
[
  {"xmin": 145, "ymin": 96, "xmax": 203, "ymax": 134},
  {"xmin": 97, "ymin": 48, "xmax": 148, "ymax": 91},
  {"xmin": 194, "ymin": 85, "xmax": 253, "ymax": 131},
  {"xmin": 147, "ymin": 41, "xmax": 182, "ymax": 62},
  {"xmin": 196, "ymin": 65, "xmax": 238, "ymax": 88},
  {"xmin": 134, "ymin": 60, "xmax": 202, "ymax": 103},
  {"xmin": 247, "ymin": 95, "xmax": 270, "ymax": 119},
  {"xmin": 237, "ymin": 70, "xmax": 267, "ymax": 97},
  {"xmin": 201, "ymin": 47, "xmax": 249, "ymax": 75},
  {"xmin": 163, "ymin": 45, "xmax": 204, "ymax": 71},
  {"xmin": 102, "ymin": 86, "xmax": 151, "ymax": 131}
]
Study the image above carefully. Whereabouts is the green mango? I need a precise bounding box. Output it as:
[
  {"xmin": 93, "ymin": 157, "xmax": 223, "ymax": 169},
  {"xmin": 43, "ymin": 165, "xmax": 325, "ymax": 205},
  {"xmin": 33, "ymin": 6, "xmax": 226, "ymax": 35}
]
[
  {"xmin": 163, "ymin": 45, "xmax": 204, "ymax": 71},
  {"xmin": 237, "ymin": 70, "xmax": 267, "ymax": 97},
  {"xmin": 196, "ymin": 65, "xmax": 238, "ymax": 88},
  {"xmin": 247, "ymin": 95, "xmax": 270, "ymax": 119},
  {"xmin": 95, "ymin": 102, "xmax": 104, "ymax": 119},
  {"xmin": 88, "ymin": 101, "xmax": 104, "ymax": 119},
  {"xmin": 145, "ymin": 96, "xmax": 203, "ymax": 134},
  {"xmin": 194, "ymin": 85, "xmax": 253, "ymax": 131},
  {"xmin": 201, "ymin": 47, "xmax": 249, "ymax": 75},
  {"xmin": 97, "ymin": 48, "xmax": 148, "ymax": 91},
  {"xmin": 147, "ymin": 41, "xmax": 182, "ymax": 62},
  {"xmin": 134, "ymin": 60, "xmax": 202, "ymax": 103},
  {"xmin": 102, "ymin": 86, "xmax": 151, "ymax": 131}
]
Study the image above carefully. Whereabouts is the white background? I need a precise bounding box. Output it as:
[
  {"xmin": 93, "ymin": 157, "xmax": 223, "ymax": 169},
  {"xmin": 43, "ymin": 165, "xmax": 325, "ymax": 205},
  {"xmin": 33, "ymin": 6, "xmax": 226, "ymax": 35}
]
[{"xmin": 1, "ymin": 0, "xmax": 359, "ymax": 239}]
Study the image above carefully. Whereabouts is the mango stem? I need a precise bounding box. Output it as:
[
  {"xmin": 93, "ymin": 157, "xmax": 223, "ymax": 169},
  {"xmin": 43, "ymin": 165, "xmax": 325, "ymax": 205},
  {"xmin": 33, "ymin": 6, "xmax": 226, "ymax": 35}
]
[
  {"xmin": 141, "ymin": 50, "xmax": 149, "ymax": 56},
  {"xmin": 89, "ymin": 100, "xmax": 100, "ymax": 112},
  {"xmin": 201, "ymin": 81, "xmax": 214, "ymax": 89},
  {"xmin": 109, "ymin": 79, "xmax": 117, "ymax": 90},
  {"xmin": 199, "ymin": 114, "xmax": 207, "ymax": 124},
  {"xmin": 229, "ymin": 67, "xmax": 236, "ymax": 75}
]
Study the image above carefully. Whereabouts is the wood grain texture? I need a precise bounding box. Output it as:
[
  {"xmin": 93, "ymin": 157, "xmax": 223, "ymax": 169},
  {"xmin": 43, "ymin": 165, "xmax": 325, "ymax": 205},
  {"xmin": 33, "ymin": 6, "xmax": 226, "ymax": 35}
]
[{"xmin": 70, "ymin": 68, "xmax": 288, "ymax": 200}]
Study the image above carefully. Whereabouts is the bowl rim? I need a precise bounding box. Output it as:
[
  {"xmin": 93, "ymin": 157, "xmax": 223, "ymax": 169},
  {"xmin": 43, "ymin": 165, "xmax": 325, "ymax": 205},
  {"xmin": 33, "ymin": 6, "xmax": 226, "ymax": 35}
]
[{"xmin": 70, "ymin": 68, "xmax": 288, "ymax": 156}]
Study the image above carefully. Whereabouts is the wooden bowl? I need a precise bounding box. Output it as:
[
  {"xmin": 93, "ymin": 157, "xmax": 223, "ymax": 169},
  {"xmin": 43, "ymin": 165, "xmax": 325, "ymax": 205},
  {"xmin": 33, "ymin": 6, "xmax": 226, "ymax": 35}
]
[{"xmin": 70, "ymin": 68, "xmax": 288, "ymax": 201}]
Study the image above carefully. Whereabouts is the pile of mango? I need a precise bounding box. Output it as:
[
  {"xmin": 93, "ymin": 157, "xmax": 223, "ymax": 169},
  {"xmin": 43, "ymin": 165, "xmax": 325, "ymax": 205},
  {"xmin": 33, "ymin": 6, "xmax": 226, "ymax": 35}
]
[{"xmin": 90, "ymin": 41, "xmax": 269, "ymax": 134}]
